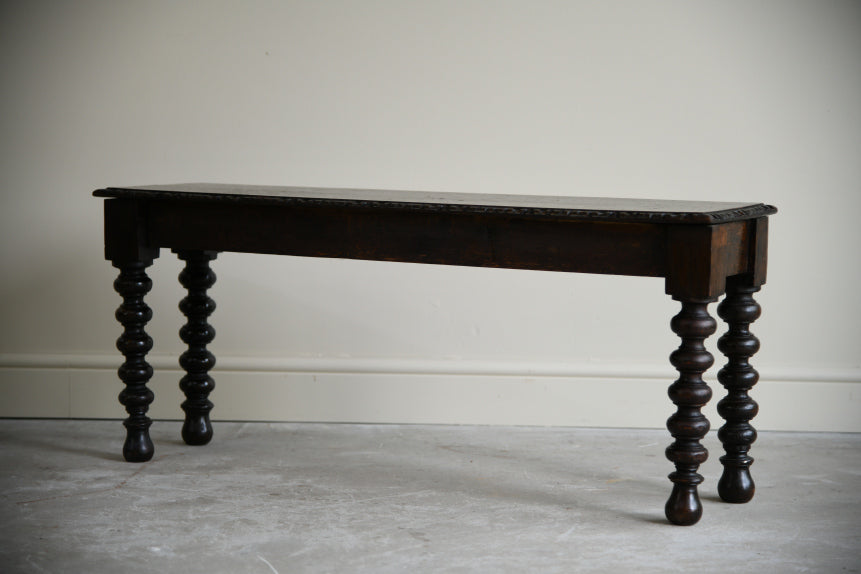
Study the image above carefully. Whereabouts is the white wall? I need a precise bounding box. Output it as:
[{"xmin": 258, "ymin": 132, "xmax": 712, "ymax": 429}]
[{"xmin": 1, "ymin": 1, "xmax": 859, "ymax": 431}]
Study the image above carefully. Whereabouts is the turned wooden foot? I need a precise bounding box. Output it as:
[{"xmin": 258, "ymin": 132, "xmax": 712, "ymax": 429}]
[
  {"xmin": 665, "ymin": 298, "xmax": 716, "ymax": 525},
  {"xmin": 175, "ymin": 250, "xmax": 218, "ymax": 446},
  {"xmin": 716, "ymin": 276, "xmax": 762, "ymax": 503},
  {"xmin": 113, "ymin": 260, "xmax": 156, "ymax": 462}
]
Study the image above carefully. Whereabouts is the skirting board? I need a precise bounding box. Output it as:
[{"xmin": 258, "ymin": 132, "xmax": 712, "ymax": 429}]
[{"xmin": 1, "ymin": 354, "xmax": 859, "ymax": 433}]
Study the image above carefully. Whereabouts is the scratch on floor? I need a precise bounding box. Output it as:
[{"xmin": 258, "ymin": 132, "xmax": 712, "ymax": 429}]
[
  {"xmin": 349, "ymin": 490, "xmax": 434, "ymax": 505},
  {"xmin": 258, "ymin": 555, "xmax": 279, "ymax": 574},
  {"xmin": 15, "ymin": 454, "xmax": 165, "ymax": 505},
  {"xmin": 555, "ymin": 525, "xmax": 578, "ymax": 541}
]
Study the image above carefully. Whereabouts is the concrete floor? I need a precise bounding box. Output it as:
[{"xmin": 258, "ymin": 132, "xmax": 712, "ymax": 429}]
[{"xmin": 0, "ymin": 420, "xmax": 859, "ymax": 573}]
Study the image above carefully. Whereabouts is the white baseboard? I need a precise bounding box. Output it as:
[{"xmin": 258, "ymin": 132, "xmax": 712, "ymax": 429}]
[{"xmin": 1, "ymin": 354, "xmax": 859, "ymax": 432}]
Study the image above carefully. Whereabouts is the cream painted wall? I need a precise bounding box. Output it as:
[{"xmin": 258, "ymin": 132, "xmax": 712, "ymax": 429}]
[{"xmin": 1, "ymin": 1, "xmax": 859, "ymax": 431}]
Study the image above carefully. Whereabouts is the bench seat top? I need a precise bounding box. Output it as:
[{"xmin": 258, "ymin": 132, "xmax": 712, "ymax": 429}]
[{"xmin": 94, "ymin": 183, "xmax": 776, "ymax": 225}]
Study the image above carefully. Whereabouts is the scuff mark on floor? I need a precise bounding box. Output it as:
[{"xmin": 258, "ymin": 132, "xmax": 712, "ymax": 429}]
[
  {"xmin": 258, "ymin": 555, "xmax": 279, "ymax": 573},
  {"xmin": 15, "ymin": 454, "xmax": 168, "ymax": 505}
]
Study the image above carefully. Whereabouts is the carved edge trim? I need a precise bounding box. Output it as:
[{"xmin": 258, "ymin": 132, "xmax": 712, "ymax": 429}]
[{"xmin": 95, "ymin": 188, "xmax": 777, "ymax": 225}]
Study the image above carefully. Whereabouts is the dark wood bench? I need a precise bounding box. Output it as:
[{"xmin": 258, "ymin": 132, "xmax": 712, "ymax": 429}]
[{"xmin": 94, "ymin": 183, "xmax": 776, "ymax": 525}]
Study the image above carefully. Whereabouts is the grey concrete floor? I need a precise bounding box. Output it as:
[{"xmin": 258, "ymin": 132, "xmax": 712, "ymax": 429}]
[{"xmin": 1, "ymin": 420, "xmax": 859, "ymax": 573}]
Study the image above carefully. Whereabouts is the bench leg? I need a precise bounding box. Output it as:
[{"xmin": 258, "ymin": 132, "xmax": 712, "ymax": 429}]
[
  {"xmin": 665, "ymin": 297, "xmax": 716, "ymax": 525},
  {"xmin": 113, "ymin": 260, "xmax": 156, "ymax": 462},
  {"xmin": 716, "ymin": 277, "xmax": 761, "ymax": 503},
  {"xmin": 175, "ymin": 250, "xmax": 218, "ymax": 446}
]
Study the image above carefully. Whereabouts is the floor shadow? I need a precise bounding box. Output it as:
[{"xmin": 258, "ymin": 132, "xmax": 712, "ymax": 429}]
[
  {"xmin": 632, "ymin": 513, "xmax": 670, "ymax": 525},
  {"xmin": 1, "ymin": 425, "xmax": 122, "ymax": 462}
]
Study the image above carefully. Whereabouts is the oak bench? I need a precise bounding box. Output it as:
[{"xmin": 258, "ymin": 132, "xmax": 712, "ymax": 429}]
[{"xmin": 94, "ymin": 183, "xmax": 777, "ymax": 525}]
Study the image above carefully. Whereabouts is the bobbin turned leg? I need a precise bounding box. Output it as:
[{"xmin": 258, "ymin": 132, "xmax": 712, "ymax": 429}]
[
  {"xmin": 717, "ymin": 276, "xmax": 762, "ymax": 503},
  {"xmin": 113, "ymin": 260, "xmax": 156, "ymax": 462},
  {"xmin": 175, "ymin": 250, "xmax": 218, "ymax": 446},
  {"xmin": 665, "ymin": 297, "xmax": 716, "ymax": 525}
]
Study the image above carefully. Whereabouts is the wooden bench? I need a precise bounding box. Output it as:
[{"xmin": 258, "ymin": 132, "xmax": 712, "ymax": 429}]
[{"xmin": 94, "ymin": 183, "xmax": 776, "ymax": 525}]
